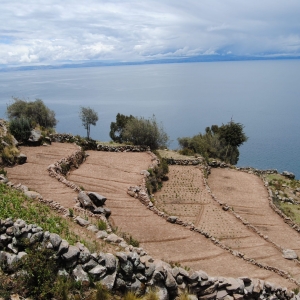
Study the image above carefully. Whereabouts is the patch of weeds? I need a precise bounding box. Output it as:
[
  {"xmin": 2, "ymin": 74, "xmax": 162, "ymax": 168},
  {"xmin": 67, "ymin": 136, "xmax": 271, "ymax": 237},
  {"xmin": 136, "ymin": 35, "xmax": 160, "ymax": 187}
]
[
  {"xmin": 97, "ymin": 219, "xmax": 107, "ymax": 231},
  {"xmin": 293, "ymin": 288, "xmax": 299, "ymax": 295},
  {"xmin": 80, "ymin": 185, "xmax": 85, "ymax": 191},
  {"xmin": 0, "ymin": 168, "xmax": 7, "ymax": 177},
  {"xmin": 60, "ymin": 163, "xmax": 70, "ymax": 176},
  {"xmin": 124, "ymin": 291, "xmax": 140, "ymax": 300},
  {"xmin": 143, "ymin": 288, "xmax": 158, "ymax": 300},
  {"xmin": 68, "ymin": 208, "xmax": 74, "ymax": 217}
]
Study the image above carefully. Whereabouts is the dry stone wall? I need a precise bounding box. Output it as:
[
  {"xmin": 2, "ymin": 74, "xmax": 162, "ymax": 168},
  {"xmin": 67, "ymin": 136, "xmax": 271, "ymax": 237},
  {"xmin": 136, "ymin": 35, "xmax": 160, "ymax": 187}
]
[{"xmin": 0, "ymin": 217, "xmax": 298, "ymax": 300}]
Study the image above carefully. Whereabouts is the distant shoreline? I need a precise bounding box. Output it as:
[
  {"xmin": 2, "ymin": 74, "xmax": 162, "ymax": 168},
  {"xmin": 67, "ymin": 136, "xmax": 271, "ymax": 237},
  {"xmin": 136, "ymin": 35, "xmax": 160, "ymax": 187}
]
[{"xmin": 1, "ymin": 55, "xmax": 300, "ymax": 73}]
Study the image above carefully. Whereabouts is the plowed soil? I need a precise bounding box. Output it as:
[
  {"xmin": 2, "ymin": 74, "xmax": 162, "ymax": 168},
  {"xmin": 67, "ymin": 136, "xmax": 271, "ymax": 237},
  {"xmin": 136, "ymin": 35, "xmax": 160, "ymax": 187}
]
[
  {"xmin": 208, "ymin": 168, "xmax": 300, "ymax": 260},
  {"xmin": 69, "ymin": 151, "xmax": 297, "ymax": 288},
  {"xmin": 5, "ymin": 144, "xmax": 299, "ymax": 289}
]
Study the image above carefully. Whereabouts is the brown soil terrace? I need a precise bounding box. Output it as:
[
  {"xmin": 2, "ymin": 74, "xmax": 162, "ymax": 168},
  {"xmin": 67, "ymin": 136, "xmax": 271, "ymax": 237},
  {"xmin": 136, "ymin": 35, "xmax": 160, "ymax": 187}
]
[{"xmin": 5, "ymin": 143, "xmax": 300, "ymax": 289}]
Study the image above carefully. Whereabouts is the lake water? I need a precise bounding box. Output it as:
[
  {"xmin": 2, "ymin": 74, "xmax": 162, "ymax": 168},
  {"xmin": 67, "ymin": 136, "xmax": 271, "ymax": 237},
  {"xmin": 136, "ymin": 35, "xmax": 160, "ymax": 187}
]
[{"xmin": 0, "ymin": 60, "xmax": 300, "ymax": 178}]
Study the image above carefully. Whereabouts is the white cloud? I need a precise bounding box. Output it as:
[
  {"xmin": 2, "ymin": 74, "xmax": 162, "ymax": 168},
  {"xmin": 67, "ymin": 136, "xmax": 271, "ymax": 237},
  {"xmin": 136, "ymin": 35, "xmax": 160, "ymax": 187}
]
[{"xmin": 0, "ymin": 0, "xmax": 300, "ymax": 66}]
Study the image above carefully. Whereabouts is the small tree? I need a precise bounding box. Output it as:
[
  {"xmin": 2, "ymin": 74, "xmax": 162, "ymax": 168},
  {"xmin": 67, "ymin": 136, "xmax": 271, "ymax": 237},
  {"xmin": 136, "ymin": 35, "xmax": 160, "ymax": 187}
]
[
  {"xmin": 79, "ymin": 107, "xmax": 98, "ymax": 139},
  {"xmin": 122, "ymin": 115, "xmax": 169, "ymax": 150},
  {"xmin": 109, "ymin": 113, "xmax": 135, "ymax": 143},
  {"xmin": 6, "ymin": 97, "xmax": 57, "ymax": 128}
]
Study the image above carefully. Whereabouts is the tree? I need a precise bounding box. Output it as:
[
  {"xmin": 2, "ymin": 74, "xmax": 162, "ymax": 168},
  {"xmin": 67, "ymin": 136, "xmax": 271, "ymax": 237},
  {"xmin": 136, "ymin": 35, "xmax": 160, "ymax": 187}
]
[
  {"xmin": 109, "ymin": 113, "xmax": 135, "ymax": 143},
  {"xmin": 122, "ymin": 115, "xmax": 169, "ymax": 150},
  {"xmin": 6, "ymin": 97, "xmax": 57, "ymax": 128},
  {"xmin": 79, "ymin": 106, "xmax": 98, "ymax": 139},
  {"xmin": 178, "ymin": 120, "xmax": 248, "ymax": 165}
]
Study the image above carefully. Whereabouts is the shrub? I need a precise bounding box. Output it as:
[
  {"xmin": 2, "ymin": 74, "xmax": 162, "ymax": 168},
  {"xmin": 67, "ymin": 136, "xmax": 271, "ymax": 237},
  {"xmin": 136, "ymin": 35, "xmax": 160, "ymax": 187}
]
[
  {"xmin": 97, "ymin": 219, "xmax": 107, "ymax": 231},
  {"xmin": 9, "ymin": 116, "xmax": 31, "ymax": 142},
  {"xmin": 7, "ymin": 97, "xmax": 57, "ymax": 128},
  {"xmin": 122, "ymin": 115, "xmax": 169, "ymax": 150}
]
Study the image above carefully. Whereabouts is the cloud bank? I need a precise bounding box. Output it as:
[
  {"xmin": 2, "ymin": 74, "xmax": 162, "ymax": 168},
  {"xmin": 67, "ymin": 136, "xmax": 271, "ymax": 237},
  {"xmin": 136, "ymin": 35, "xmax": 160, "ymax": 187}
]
[{"xmin": 1, "ymin": 0, "xmax": 300, "ymax": 66}]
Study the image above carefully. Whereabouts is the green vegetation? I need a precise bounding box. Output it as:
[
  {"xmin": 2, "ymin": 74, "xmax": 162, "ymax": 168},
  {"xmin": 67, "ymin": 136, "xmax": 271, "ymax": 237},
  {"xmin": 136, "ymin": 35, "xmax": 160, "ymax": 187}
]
[
  {"xmin": 0, "ymin": 183, "xmax": 78, "ymax": 242},
  {"xmin": 178, "ymin": 120, "xmax": 248, "ymax": 164},
  {"xmin": 0, "ymin": 139, "xmax": 19, "ymax": 165},
  {"xmin": 110, "ymin": 113, "xmax": 135, "ymax": 143},
  {"xmin": 110, "ymin": 114, "xmax": 169, "ymax": 150},
  {"xmin": 97, "ymin": 219, "xmax": 107, "ymax": 231},
  {"xmin": 122, "ymin": 115, "xmax": 169, "ymax": 150},
  {"xmin": 146, "ymin": 151, "xmax": 169, "ymax": 195},
  {"xmin": 7, "ymin": 97, "xmax": 57, "ymax": 128},
  {"xmin": 79, "ymin": 106, "xmax": 99, "ymax": 139},
  {"xmin": 8, "ymin": 116, "xmax": 31, "ymax": 142}
]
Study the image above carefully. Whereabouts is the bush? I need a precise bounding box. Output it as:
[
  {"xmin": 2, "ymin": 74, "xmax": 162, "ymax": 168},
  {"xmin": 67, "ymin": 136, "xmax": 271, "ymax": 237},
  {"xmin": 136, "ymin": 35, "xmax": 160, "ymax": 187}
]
[
  {"xmin": 9, "ymin": 116, "xmax": 31, "ymax": 142},
  {"xmin": 178, "ymin": 120, "xmax": 247, "ymax": 165},
  {"xmin": 97, "ymin": 219, "xmax": 107, "ymax": 231},
  {"xmin": 7, "ymin": 97, "xmax": 57, "ymax": 128},
  {"xmin": 122, "ymin": 115, "xmax": 169, "ymax": 150}
]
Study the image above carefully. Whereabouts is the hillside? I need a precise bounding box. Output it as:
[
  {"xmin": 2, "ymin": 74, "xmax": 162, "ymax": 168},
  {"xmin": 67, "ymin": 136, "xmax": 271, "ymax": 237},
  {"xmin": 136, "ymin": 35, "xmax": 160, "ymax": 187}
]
[{"xmin": 2, "ymin": 139, "xmax": 300, "ymax": 298}]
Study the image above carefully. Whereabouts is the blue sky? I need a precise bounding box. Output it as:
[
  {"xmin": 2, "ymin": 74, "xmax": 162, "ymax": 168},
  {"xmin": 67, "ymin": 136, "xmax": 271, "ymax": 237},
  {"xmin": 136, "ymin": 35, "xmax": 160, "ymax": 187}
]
[{"xmin": 1, "ymin": 0, "xmax": 300, "ymax": 66}]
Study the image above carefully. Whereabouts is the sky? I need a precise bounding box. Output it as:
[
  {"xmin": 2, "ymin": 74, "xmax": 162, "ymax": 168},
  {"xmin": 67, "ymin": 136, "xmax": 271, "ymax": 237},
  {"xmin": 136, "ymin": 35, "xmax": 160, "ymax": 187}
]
[{"xmin": 1, "ymin": 0, "xmax": 300, "ymax": 67}]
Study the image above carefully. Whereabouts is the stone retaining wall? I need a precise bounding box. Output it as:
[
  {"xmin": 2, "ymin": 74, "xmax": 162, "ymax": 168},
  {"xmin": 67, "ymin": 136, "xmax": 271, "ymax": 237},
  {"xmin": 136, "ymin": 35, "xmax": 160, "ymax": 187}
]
[
  {"xmin": 49, "ymin": 133, "xmax": 150, "ymax": 152},
  {"xmin": 0, "ymin": 217, "xmax": 297, "ymax": 300}
]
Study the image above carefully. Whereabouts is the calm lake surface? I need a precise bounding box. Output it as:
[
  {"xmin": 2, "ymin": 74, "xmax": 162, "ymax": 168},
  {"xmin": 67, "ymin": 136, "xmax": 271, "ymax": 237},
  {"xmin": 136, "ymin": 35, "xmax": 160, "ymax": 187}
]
[{"xmin": 0, "ymin": 60, "xmax": 300, "ymax": 178}]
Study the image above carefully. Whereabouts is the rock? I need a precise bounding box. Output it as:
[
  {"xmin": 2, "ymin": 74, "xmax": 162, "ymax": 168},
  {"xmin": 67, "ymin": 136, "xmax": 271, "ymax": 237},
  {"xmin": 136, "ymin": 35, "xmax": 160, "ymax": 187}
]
[
  {"xmin": 141, "ymin": 170, "xmax": 150, "ymax": 176},
  {"xmin": 93, "ymin": 207, "xmax": 105, "ymax": 214},
  {"xmin": 105, "ymin": 233, "xmax": 123, "ymax": 244},
  {"xmin": 83, "ymin": 259, "xmax": 98, "ymax": 271},
  {"xmin": 87, "ymin": 224, "xmax": 99, "ymax": 233},
  {"xmin": 116, "ymin": 252, "xmax": 128, "ymax": 263},
  {"xmin": 120, "ymin": 260, "xmax": 134, "ymax": 278},
  {"xmin": 216, "ymin": 289, "xmax": 228, "ymax": 299},
  {"xmin": 72, "ymin": 264, "xmax": 90, "ymax": 285},
  {"xmin": 96, "ymin": 230, "xmax": 108, "ymax": 239},
  {"xmin": 29, "ymin": 231, "xmax": 43, "ymax": 244},
  {"xmin": 75, "ymin": 216, "xmax": 90, "ymax": 227},
  {"xmin": 0, "ymin": 175, "xmax": 8, "ymax": 184},
  {"xmin": 88, "ymin": 265, "xmax": 107, "ymax": 279},
  {"xmin": 24, "ymin": 191, "xmax": 42, "ymax": 200},
  {"xmin": 282, "ymin": 171, "xmax": 295, "ymax": 179},
  {"xmin": 16, "ymin": 153, "xmax": 27, "ymax": 164},
  {"xmin": 282, "ymin": 249, "xmax": 298, "ymax": 260},
  {"xmin": 104, "ymin": 207, "xmax": 111, "ymax": 217},
  {"xmin": 49, "ymin": 233, "xmax": 62, "ymax": 249},
  {"xmin": 130, "ymin": 278, "xmax": 144, "ymax": 295},
  {"xmin": 165, "ymin": 271, "xmax": 177, "ymax": 290},
  {"xmin": 62, "ymin": 245, "xmax": 80, "ymax": 261},
  {"xmin": 77, "ymin": 191, "xmax": 94, "ymax": 209},
  {"xmin": 148, "ymin": 283, "xmax": 169, "ymax": 300},
  {"xmin": 225, "ymin": 278, "xmax": 244, "ymax": 293},
  {"xmin": 105, "ymin": 253, "xmax": 117, "ymax": 272},
  {"xmin": 57, "ymin": 240, "xmax": 69, "ymax": 255},
  {"xmin": 100, "ymin": 271, "xmax": 117, "ymax": 290},
  {"xmin": 28, "ymin": 129, "xmax": 42, "ymax": 145},
  {"xmin": 167, "ymin": 216, "xmax": 178, "ymax": 223},
  {"xmin": 88, "ymin": 192, "xmax": 107, "ymax": 206}
]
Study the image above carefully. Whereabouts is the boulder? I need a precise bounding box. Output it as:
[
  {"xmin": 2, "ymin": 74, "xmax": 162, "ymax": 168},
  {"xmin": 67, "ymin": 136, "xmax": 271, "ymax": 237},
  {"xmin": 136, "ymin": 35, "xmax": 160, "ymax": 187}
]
[
  {"xmin": 28, "ymin": 129, "xmax": 42, "ymax": 145},
  {"xmin": 282, "ymin": 171, "xmax": 295, "ymax": 179},
  {"xmin": 72, "ymin": 264, "xmax": 90, "ymax": 285},
  {"xmin": 105, "ymin": 233, "xmax": 123, "ymax": 244},
  {"xmin": 24, "ymin": 191, "xmax": 42, "ymax": 200},
  {"xmin": 88, "ymin": 265, "xmax": 107, "ymax": 279},
  {"xmin": 49, "ymin": 233, "xmax": 62, "ymax": 249},
  {"xmin": 167, "ymin": 216, "xmax": 178, "ymax": 223},
  {"xmin": 101, "ymin": 271, "xmax": 117, "ymax": 290},
  {"xmin": 77, "ymin": 191, "xmax": 94, "ymax": 209},
  {"xmin": 105, "ymin": 253, "xmax": 117, "ymax": 272},
  {"xmin": 75, "ymin": 216, "xmax": 90, "ymax": 227},
  {"xmin": 282, "ymin": 249, "xmax": 298, "ymax": 260},
  {"xmin": 62, "ymin": 245, "xmax": 80, "ymax": 261},
  {"xmin": 16, "ymin": 153, "xmax": 27, "ymax": 165},
  {"xmin": 88, "ymin": 192, "xmax": 107, "ymax": 206}
]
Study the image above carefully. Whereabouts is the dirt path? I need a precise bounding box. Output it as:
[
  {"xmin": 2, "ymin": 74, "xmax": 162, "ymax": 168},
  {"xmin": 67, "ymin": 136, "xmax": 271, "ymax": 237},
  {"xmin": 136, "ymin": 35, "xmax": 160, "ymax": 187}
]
[
  {"xmin": 69, "ymin": 151, "xmax": 296, "ymax": 288},
  {"xmin": 6, "ymin": 143, "xmax": 79, "ymax": 208},
  {"xmin": 208, "ymin": 168, "xmax": 300, "ymax": 254}
]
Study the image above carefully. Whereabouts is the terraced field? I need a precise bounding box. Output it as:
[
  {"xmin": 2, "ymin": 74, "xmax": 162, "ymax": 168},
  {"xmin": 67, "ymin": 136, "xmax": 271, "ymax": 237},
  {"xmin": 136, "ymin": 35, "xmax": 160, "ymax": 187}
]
[{"xmin": 5, "ymin": 144, "xmax": 300, "ymax": 289}]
